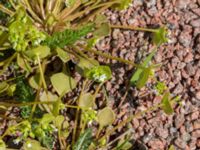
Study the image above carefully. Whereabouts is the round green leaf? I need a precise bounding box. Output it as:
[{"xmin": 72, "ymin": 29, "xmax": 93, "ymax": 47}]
[
  {"xmin": 97, "ymin": 107, "xmax": 115, "ymax": 127},
  {"xmin": 79, "ymin": 93, "xmax": 94, "ymax": 108},
  {"xmin": 50, "ymin": 72, "xmax": 77, "ymax": 95},
  {"xmin": 25, "ymin": 45, "xmax": 50, "ymax": 60}
]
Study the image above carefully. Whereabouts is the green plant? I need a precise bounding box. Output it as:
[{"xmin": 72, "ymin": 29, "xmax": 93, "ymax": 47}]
[{"xmin": 0, "ymin": 0, "xmax": 178, "ymax": 150}]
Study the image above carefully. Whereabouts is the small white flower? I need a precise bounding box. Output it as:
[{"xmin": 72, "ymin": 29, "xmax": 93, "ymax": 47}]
[{"xmin": 27, "ymin": 143, "xmax": 32, "ymax": 148}]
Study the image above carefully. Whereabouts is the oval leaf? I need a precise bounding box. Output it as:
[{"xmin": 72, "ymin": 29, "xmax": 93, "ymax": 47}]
[
  {"xmin": 97, "ymin": 107, "xmax": 115, "ymax": 127},
  {"xmin": 50, "ymin": 72, "xmax": 77, "ymax": 95},
  {"xmin": 136, "ymin": 68, "xmax": 151, "ymax": 89}
]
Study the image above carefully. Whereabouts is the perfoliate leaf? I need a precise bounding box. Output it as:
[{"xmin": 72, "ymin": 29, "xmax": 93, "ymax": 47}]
[
  {"xmin": 152, "ymin": 27, "xmax": 168, "ymax": 46},
  {"xmin": 73, "ymin": 129, "xmax": 93, "ymax": 150},
  {"xmin": 97, "ymin": 107, "xmax": 115, "ymax": 127},
  {"xmin": 84, "ymin": 66, "xmax": 112, "ymax": 83},
  {"xmin": 56, "ymin": 47, "xmax": 70, "ymax": 63},
  {"xmin": 161, "ymin": 92, "xmax": 174, "ymax": 115},
  {"xmin": 113, "ymin": 0, "xmax": 132, "ymax": 10},
  {"xmin": 25, "ymin": 45, "xmax": 50, "ymax": 60},
  {"xmin": 0, "ymin": 82, "xmax": 9, "ymax": 94},
  {"xmin": 130, "ymin": 50, "xmax": 156, "ymax": 85},
  {"xmin": 50, "ymin": 72, "xmax": 77, "ymax": 95},
  {"xmin": 79, "ymin": 93, "xmax": 94, "ymax": 108},
  {"xmin": 136, "ymin": 67, "xmax": 151, "ymax": 89}
]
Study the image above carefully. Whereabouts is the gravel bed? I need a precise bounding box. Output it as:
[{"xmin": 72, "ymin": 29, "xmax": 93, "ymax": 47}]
[{"xmin": 96, "ymin": 0, "xmax": 200, "ymax": 149}]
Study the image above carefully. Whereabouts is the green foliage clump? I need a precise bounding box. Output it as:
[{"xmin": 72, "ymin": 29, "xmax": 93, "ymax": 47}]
[
  {"xmin": 8, "ymin": 7, "xmax": 46, "ymax": 52},
  {"xmin": 14, "ymin": 78, "xmax": 35, "ymax": 102},
  {"xmin": 44, "ymin": 25, "xmax": 94, "ymax": 49},
  {"xmin": 73, "ymin": 129, "xmax": 93, "ymax": 150}
]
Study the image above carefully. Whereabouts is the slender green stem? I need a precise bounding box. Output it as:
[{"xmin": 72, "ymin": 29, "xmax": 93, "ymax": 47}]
[
  {"xmin": 38, "ymin": 0, "xmax": 45, "ymax": 20},
  {"xmin": 106, "ymin": 129, "xmax": 133, "ymax": 148},
  {"xmin": 80, "ymin": 45, "xmax": 137, "ymax": 67},
  {"xmin": 0, "ymin": 53, "xmax": 17, "ymax": 76},
  {"xmin": 59, "ymin": 0, "xmax": 82, "ymax": 19},
  {"xmin": 37, "ymin": 56, "xmax": 48, "ymax": 91},
  {"xmin": 65, "ymin": 0, "xmax": 119, "ymax": 21},
  {"xmin": 93, "ymin": 82, "xmax": 104, "ymax": 103},
  {"xmin": 96, "ymin": 126, "xmax": 102, "ymax": 139},
  {"xmin": 52, "ymin": 0, "xmax": 63, "ymax": 15},
  {"xmin": 0, "ymin": 4, "xmax": 14, "ymax": 16},
  {"xmin": 99, "ymin": 103, "xmax": 162, "ymax": 142},
  {"xmin": 8, "ymin": 0, "xmax": 17, "ymax": 10},
  {"xmin": 0, "ymin": 114, "xmax": 22, "ymax": 121},
  {"xmin": 0, "ymin": 101, "xmax": 80, "ymax": 109},
  {"xmin": 72, "ymin": 80, "xmax": 88, "ymax": 146},
  {"xmin": 110, "ymin": 25, "xmax": 157, "ymax": 33},
  {"xmin": 23, "ymin": 0, "xmax": 43, "ymax": 23}
]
